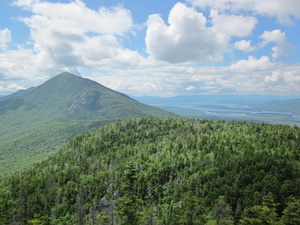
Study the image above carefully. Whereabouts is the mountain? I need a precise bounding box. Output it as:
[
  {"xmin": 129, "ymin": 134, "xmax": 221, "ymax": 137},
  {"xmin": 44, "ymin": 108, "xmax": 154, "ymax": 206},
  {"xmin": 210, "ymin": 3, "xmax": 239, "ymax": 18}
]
[
  {"xmin": 133, "ymin": 95, "xmax": 300, "ymax": 125},
  {"xmin": 0, "ymin": 117, "xmax": 299, "ymax": 224},
  {"xmin": 133, "ymin": 94, "xmax": 300, "ymax": 107},
  {"xmin": 255, "ymin": 98, "xmax": 300, "ymax": 114},
  {"xmin": 0, "ymin": 87, "xmax": 35, "ymax": 102},
  {"xmin": 1, "ymin": 72, "xmax": 175, "ymax": 118},
  {"xmin": 0, "ymin": 72, "xmax": 177, "ymax": 176}
]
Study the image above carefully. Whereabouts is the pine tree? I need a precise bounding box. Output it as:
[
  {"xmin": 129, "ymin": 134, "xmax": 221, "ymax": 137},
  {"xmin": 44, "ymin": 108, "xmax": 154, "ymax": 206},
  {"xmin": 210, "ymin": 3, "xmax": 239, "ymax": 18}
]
[{"xmin": 115, "ymin": 160, "xmax": 141, "ymax": 225}]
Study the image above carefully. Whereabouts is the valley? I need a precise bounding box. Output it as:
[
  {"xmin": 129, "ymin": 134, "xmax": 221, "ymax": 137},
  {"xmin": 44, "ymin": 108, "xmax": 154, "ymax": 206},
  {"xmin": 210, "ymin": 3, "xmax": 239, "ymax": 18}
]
[{"xmin": 134, "ymin": 95, "xmax": 300, "ymax": 125}]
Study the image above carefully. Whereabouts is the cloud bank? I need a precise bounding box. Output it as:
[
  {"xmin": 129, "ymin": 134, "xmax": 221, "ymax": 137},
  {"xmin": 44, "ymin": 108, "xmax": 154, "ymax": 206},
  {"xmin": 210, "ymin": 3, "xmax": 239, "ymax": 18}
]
[
  {"xmin": 0, "ymin": 28, "xmax": 11, "ymax": 51},
  {"xmin": 188, "ymin": 0, "xmax": 300, "ymax": 25},
  {"xmin": 0, "ymin": 0, "xmax": 299, "ymax": 96},
  {"xmin": 1, "ymin": 0, "xmax": 143, "ymax": 83}
]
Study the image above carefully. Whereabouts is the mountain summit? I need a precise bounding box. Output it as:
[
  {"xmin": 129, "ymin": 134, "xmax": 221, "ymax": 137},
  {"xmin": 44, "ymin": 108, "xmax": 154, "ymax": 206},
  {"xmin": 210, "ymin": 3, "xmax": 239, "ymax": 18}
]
[
  {"xmin": 0, "ymin": 72, "xmax": 176, "ymax": 176},
  {"xmin": 2, "ymin": 72, "xmax": 175, "ymax": 118}
]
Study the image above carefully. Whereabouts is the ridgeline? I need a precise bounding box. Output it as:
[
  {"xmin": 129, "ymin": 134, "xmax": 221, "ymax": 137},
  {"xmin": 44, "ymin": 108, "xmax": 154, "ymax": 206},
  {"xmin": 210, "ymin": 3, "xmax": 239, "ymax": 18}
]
[
  {"xmin": 1, "ymin": 117, "xmax": 299, "ymax": 224},
  {"xmin": 0, "ymin": 72, "xmax": 176, "ymax": 176}
]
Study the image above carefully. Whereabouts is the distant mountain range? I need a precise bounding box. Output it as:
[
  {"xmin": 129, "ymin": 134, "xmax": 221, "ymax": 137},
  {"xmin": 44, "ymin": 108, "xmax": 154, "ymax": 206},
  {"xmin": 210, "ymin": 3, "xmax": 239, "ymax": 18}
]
[
  {"xmin": 0, "ymin": 72, "xmax": 176, "ymax": 176},
  {"xmin": 134, "ymin": 94, "xmax": 300, "ymax": 110},
  {"xmin": 134, "ymin": 95, "xmax": 300, "ymax": 125},
  {"xmin": 0, "ymin": 87, "xmax": 35, "ymax": 102}
]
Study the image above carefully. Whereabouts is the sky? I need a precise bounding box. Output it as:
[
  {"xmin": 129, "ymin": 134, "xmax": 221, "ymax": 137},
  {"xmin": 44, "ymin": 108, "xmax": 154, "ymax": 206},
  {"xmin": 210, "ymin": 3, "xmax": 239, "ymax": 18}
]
[{"xmin": 0, "ymin": 0, "xmax": 300, "ymax": 97}]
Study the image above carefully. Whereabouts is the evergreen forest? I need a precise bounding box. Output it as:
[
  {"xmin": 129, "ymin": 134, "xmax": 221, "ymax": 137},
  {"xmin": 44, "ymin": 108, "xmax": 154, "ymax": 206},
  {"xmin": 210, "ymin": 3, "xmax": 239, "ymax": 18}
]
[
  {"xmin": 0, "ymin": 73, "xmax": 176, "ymax": 177},
  {"xmin": 0, "ymin": 117, "xmax": 299, "ymax": 224}
]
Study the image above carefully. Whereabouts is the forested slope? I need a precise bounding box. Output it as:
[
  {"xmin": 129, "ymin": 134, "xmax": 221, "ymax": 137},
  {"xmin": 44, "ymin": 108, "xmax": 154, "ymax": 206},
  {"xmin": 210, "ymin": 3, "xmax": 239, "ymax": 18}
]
[
  {"xmin": 0, "ymin": 72, "xmax": 176, "ymax": 176},
  {"xmin": 0, "ymin": 117, "xmax": 300, "ymax": 224}
]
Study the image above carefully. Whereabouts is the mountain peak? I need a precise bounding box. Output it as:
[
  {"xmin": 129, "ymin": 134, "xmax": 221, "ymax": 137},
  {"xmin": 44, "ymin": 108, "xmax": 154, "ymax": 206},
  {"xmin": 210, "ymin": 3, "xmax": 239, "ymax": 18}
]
[
  {"xmin": 13, "ymin": 72, "xmax": 176, "ymax": 118},
  {"xmin": 58, "ymin": 71, "xmax": 77, "ymax": 76},
  {"xmin": 0, "ymin": 72, "xmax": 176, "ymax": 175},
  {"xmin": 54, "ymin": 72, "xmax": 82, "ymax": 80},
  {"xmin": 27, "ymin": 72, "xmax": 101, "ymax": 105}
]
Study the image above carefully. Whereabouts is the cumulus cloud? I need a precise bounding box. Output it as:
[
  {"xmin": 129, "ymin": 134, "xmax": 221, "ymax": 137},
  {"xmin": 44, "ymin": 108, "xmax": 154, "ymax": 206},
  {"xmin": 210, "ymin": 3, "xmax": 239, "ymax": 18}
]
[
  {"xmin": 210, "ymin": 10, "xmax": 257, "ymax": 38},
  {"xmin": 12, "ymin": 0, "xmax": 39, "ymax": 9},
  {"xmin": 0, "ymin": 28, "xmax": 11, "ymax": 51},
  {"xmin": 230, "ymin": 56, "xmax": 274, "ymax": 72},
  {"xmin": 1, "ymin": 0, "xmax": 144, "ymax": 83},
  {"xmin": 87, "ymin": 59, "xmax": 300, "ymax": 96},
  {"xmin": 24, "ymin": 0, "xmax": 133, "ymax": 35},
  {"xmin": 205, "ymin": 79, "xmax": 237, "ymax": 93},
  {"xmin": 186, "ymin": 85, "xmax": 196, "ymax": 91},
  {"xmin": 260, "ymin": 30, "xmax": 290, "ymax": 58},
  {"xmin": 90, "ymin": 68, "xmax": 178, "ymax": 97},
  {"xmin": 0, "ymin": 83, "xmax": 25, "ymax": 94},
  {"xmin": 145, "ymin": 3, "xmax": 226, "ymax": 63},
  {"xmin": 263, "ymin": 65, "xmax": 300, "ymax": 93},
  {"xmin": 0, "ymin": 47, "xmax": 59, "ymax": 82},
  {"xmin": 1, "ymin": 0, "xmax": 299, "ymax": 97},
  {"xmin": 145, "ymin": 3, "xmax": 257, "ymax": 63},
  {"xmin": 188, "ymin": 0, "xmax": 300, "ymax": 25},
  {"xmin": 234, "ymin": 40, "xmax": 254, "ymax": 52}
]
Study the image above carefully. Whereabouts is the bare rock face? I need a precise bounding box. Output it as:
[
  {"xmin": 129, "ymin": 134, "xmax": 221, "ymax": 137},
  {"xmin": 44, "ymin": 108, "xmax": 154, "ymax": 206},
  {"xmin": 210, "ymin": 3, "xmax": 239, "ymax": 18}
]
[{"xmin": 68, "ymin": 89, "xmax": 104, "ymax": 112}]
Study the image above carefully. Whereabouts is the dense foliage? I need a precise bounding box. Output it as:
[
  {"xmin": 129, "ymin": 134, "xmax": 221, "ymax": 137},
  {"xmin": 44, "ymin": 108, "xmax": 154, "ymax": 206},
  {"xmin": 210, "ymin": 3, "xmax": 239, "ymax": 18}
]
[
  {"xmin": 0, "ymin": 117, "xmax": 300, "ymax": 224},
  {"xmin": 0, "ymin": 73, "xmax": 175, "ymax": 176}
]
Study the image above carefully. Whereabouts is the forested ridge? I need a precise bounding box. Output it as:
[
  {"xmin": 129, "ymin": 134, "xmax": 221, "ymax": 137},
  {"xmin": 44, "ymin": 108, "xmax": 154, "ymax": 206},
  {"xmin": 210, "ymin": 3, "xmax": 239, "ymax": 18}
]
[
  {"xmin": 0, "ymin": 72, "xmax": 176, "ymax": 176},
  {"xmin": 0, "ymin": 117, "xmax": 300, "ymax": 224}
]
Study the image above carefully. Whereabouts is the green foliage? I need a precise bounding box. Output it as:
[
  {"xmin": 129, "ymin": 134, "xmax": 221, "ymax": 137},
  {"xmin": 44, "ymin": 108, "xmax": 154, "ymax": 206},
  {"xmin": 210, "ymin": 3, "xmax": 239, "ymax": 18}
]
[
  {"xmin": 0, "ymin": 72, "xmax": 176, "ymax": 177},
  {"xmin": 239, "ymin": 194, "xmax": 281, "ymax": 225},
  {"xmin": 281, "ymin": 196, "xmax": 300, "ymax": 224},
  {"xmin": 0, "ymin": 117, "xmax": 300, "ymax": 224},
  {"xmin": 27, "ymin": 218, "xmax": 41, "ymax": 225},
  {"xmin": 239, "ymin": 205, "xmax": 279, "ymax": 225},
  {"xmin": 115, "ymin": 161, "xmax": 142, "ymax": 225},
  {"xmin": 95, "ymin": 212, "xmax": 110, "ymax": 224}
]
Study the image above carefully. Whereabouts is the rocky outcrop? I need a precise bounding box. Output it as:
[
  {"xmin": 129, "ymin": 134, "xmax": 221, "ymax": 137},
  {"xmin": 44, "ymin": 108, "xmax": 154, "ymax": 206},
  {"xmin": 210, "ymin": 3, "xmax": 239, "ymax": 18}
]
[{"xmin": 68, "ymin": 89, "xmax": 104, "ymax": 112}]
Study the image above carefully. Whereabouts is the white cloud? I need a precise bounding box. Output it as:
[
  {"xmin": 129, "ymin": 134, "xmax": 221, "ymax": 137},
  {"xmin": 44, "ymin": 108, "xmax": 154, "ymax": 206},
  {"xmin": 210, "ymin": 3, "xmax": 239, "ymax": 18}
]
[
  {"xmin": 205, "ymin": 79, "xmax": 237, "ymax": 93},
  {"xmin": 263, "ymin": 65, "xmax": 300, "ymax": 93},
  {"xmin": 234, "ymin": 40, "xmax": 254, "ymax": 52},
  {"xmin": 0, "ymin": 47, "xmax": 58, "ymax": 82},
  {"xmin": 0, "ymin": 28, "xmax": 11, "ymax": 51},
  {"xmin": 1, "ymin": 0, "xmax": 144, "ymax": 83},
  {"xmin": 260, "ymin": 30, "xmax": 286, "ymax": 44},
  {"xmin": 145, "ymin": 3, "xmax": 258, "ymax": 64},
  {"xmin": 210, "ymin": 10, "xmax": 257, "ymax": 38},
  {"xmin": 146, "ymin": 2, "xmax": 226, "ymax": 63},
  {"xmin": 188, "ymin": 0, "xmax": 300, "ymax": 25},
  {"xmin": 260, "ymin": 30, "xmax": 290, "ymax": 58},
  {"xmin": 85, "ymin": 59, "xmax": 300, "ymax": 96},
  {"xmin": 0, "ymin": 80, "xmax": 26, "ymax": 95},
  {"xmin": 1, "ymin": 1, "xmax": 299, "ymax": 97},
  {"xmin": 7, "ymin": 83, "xmax": 25, "ymax": 90},
  {"xmin": 12, "ymin": 0, "xmax": 39, "ymax": 9},
  {"xmin": 26, "ymin": 0, "xmax": 133, "ymax": 35},
  {"xmin": 265, "ymin": 71, "xmax": 284, "ymax": 84},
  {"xmin": 186, "ymin": 85, "xmax": 196, "ymax": 91},
  {"xmin": 0, "ymin": 83, "xmax": 25, "ymax": 93},
  {"xmin": 90, "ymin": 68, "xmax": 178, "ymax": 97},
  {"xmin": 230, "ymin": 56, "xmax": 274, "ymax": 72}
]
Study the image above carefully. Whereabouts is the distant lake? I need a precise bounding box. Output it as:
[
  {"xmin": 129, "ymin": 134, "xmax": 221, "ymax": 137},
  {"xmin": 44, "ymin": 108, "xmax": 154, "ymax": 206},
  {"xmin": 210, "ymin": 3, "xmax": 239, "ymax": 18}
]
[{"xmin": 171, "ymin": 104, "xmax": 300, "ymax": 122}]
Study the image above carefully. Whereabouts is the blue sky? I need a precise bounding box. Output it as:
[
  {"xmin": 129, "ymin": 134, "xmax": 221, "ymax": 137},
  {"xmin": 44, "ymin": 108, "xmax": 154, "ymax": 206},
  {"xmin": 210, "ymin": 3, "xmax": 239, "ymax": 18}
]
[{"xmin": 0, "ymin": 0, "xmax": 300, "ymax": 96}]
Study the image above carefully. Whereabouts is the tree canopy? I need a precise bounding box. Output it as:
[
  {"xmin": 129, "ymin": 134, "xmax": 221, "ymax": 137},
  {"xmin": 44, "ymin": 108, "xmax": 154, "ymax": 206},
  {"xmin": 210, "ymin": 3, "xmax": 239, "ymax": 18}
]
[{"xmin": 0, "ymin": 117, "xmax": 299, "ymax": 224}]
